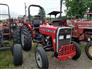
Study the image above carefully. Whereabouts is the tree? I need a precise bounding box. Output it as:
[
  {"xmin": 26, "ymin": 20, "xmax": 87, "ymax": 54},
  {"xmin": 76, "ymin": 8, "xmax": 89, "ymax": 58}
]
[
  {"xmin": 65, "ymin": 0, "xmax": 92, "ymax": 18},
  {"xmin": 38, "ymin": 8, "xmax": 46, "ymax": 21},
  {"xmin": 83, "ymin": 0, "xmax": 92, "ymax": 12}
]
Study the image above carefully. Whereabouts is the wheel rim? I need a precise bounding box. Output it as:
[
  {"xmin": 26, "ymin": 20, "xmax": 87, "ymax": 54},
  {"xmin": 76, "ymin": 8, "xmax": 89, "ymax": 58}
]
[
  {"xmin": 21, "ymin": 34, "xmax": 25, "ymax": 46},
  {"xmin": 36, "ymin": 52, "xmax": 42, "ymax": 68},
  {"xmin": 88, "ymin": 46, "xmax": 92, "ymax": 56}
]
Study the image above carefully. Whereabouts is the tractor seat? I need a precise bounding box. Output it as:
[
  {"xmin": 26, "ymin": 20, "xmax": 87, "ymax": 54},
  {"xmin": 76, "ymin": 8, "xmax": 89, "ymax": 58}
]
[{"xmin": 32, "ymin": 19, "xmax": 42, "ymax": 28}]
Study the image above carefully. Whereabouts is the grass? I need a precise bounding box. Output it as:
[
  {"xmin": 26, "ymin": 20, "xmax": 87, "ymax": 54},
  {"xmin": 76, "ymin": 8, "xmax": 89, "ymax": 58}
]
[
  {"xmin": 80, "ymin": 45, "xmax": 85, "ymax": 52},
  {"xmin": 0, "ymin": 51, "xmax": 14, "ymax": 69},
  {"xmin": 0, "ymin": 40, "xmax": 14, "ymax": 69},
  {"xmin": 0, "ymin": 41, "xmax": 36, "ymax": 69}
]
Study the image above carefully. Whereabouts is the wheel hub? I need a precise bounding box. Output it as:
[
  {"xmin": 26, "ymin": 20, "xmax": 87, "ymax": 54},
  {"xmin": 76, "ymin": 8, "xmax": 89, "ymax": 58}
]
[
  {"xmin": 36, "ymin": 52, "xmax": 42, "ymax": 68},
  {"xmin": 88, "ymin": 46, "xmax": 92, "ymax": 56}
]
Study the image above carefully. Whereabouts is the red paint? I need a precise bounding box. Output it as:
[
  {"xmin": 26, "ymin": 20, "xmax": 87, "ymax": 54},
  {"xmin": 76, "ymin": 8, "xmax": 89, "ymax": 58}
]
[
  {"xmin": 39, "ymin": 24, "xmax": 57, "ymax": 51},
  {"xmin": 57, "ymin": 44, "xmax": 76, "ymax": 61},
  {"xmin": 69, "ymin": 20, "xmax": 92, "ymax": 41}
]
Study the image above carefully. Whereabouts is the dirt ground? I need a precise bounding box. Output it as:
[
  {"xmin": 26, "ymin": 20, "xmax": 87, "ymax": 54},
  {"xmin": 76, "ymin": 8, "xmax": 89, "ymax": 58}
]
[{"xmin": 14, "ymin": 49, "xmax": 92, "ymax": 69}]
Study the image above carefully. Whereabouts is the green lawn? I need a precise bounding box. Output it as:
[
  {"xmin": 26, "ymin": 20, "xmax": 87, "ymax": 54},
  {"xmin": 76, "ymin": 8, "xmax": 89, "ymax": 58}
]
[
  {"xmin": 0, "ymin": 40, "xmax": 14, "ymax": 69},
  {"xmin": 0, "ymin": 51, "xmax": 14, "ymax": 69}
]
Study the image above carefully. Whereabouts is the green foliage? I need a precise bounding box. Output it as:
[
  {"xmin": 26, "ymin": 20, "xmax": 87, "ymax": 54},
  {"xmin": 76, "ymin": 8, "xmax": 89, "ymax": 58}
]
[
  {"xmin": 38, "ymin": 8, "xmax": 46, "ymax": 21},
  {"xmin": 0, "ymin": 20, "xmax": 2, "ymax": 22},
  {"xmin": 65, "ymin": 0, "xmax": 92, "ymax": 18}
]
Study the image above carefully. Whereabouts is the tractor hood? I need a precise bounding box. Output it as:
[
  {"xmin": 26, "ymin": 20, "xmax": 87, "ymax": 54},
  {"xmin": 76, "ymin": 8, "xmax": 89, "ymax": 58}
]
[
  {"xmin": 74, "ymin": 21, "xmax": 92, "ymax": 29},
  {"xmin": 39, "ymin": 24, "xmax": 58, "ymax": 33},
  {"xmin": 77, "ymin": 21, "xmax": 92, "ymax": 29},
  {"xmin": 39, "ymin": 24, "xmax": 71, "ymax": 36},
  {"xmin": 40, "ymin": 24, "xmax": 71, "ymax": 31}
]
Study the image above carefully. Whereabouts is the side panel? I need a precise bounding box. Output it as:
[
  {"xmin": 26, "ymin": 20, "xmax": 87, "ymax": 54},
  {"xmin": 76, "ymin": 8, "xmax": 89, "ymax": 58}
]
[{"xmin": 39, "ymin": 25, "xmax": 57, "ymax": 51}]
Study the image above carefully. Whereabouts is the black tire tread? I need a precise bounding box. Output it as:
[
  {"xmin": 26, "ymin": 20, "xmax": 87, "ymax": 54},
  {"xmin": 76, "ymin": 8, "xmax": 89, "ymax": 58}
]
[
  {"xmin": 21, "ymin": 25, "xmax": 32, "ymax": 51},
  {"xmin": 13, "ymin": 44, "xmax": 23, "ymax": 66},
  {"xmin": 72, "ymin": 41, "xmax": 81, "ymax": 60},
  {"xmin": 35, "ymin": 47, "xmax": 49, "ymax": 69}
]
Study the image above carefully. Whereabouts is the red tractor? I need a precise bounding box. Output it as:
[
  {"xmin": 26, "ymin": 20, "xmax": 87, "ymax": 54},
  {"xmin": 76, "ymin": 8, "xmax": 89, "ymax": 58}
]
[
  {"xmin": 15, "ymin": 4, "xmax": 81, "ymax": 69},
  {"xmin": 48, "ymin": 10, "xmax": 92, "ymax": 60},
  {"xmin": 67, "ymin": 14, "xmax": 92, "ymax": 60},
  {"xmin": 0, "ymin": 3, "xmax": 23, "ymax": 66}
]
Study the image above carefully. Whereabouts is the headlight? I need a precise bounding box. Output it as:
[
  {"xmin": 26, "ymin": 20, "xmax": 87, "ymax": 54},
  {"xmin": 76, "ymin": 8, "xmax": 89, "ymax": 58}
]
[
  {"xmin": 59, "ymin": 35, "xmax": 64, "ymax": 40},
  {"xmin": 66, "ymin": 35, "xmax": 71, "ymax": 39},
  {"xmin": 88, "ymin": 38, "xmax": 91, "ymax": 41}
]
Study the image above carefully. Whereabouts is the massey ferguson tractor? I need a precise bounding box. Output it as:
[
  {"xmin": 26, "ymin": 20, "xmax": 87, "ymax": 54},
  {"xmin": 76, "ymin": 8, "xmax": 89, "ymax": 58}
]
[
  {"xmin": 14, "ymin": 4, "xmax": 81, "ymax": 69},
  {"xmin": 0, "ymin": 3, "xmax": 23, "ymax": 66},
  {"xmin": 48, "ymin": 10, "xmax": 92, "ymax": 61}
]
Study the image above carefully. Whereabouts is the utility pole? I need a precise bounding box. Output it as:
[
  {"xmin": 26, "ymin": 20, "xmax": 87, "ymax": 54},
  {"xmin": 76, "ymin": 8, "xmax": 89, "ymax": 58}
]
[
  {"xmin": 60, "ymin": 0, "xmax": 63, "ymax": 18},
  {"xmin": 24, "ymin": 3, "xmax": 27, "ymax": 16}
]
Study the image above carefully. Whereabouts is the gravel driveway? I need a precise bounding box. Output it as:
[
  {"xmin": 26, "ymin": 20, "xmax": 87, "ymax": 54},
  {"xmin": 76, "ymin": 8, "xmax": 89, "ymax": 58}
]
[{"xmin": 14, "ymin": 49, "xmax": 92, "ymax": 69}]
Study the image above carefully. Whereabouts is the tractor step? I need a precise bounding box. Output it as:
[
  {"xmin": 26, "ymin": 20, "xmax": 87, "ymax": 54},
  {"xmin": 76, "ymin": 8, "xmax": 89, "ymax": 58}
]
[
  {"xmin": 44, "ymin": 46, "xmax": 53, "ymax": 51},
  {"xmin": 33, "ymin": 39, "xmax": 43, "ymax": 43}
]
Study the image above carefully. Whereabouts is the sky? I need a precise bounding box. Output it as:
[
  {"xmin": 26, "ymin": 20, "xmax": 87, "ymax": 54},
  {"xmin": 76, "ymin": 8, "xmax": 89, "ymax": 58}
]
[{"xmin": 0, "ymin": 0, "xmax": 66, "ymax": 18}]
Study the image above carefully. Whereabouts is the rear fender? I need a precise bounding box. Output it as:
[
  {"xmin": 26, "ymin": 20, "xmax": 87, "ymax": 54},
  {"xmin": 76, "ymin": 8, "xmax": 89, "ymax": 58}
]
[{"xmin": 22, "ymin": 23, "xmax": 32, "ymax": 30}]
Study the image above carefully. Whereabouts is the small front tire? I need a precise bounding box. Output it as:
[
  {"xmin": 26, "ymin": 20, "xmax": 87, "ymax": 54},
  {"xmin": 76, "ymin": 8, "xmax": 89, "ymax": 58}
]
[
  {"xmin": 12, "ymin": 44, "xmax": 23, "ymax": 66},
  {"xmin": 35, "ymin": 47, "xmax": 49, "ymax": 69},
  {"xmin": 72, "ymin": 41, "xmax": 81, "ymax": 60}
]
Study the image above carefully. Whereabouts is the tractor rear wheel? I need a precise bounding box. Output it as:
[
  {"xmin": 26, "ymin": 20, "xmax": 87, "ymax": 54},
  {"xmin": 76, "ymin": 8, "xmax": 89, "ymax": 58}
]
[
  {"xmin": 35, "ymin": 47, "xmax": 49, "ymax": 69},
  {"xmin": 72, "ymin": 41, "xmax": 81, "ymax": 60},
  {"xmin": 20, "ymin": 25, "xmax": 32, "ymax": 51},
  {"xmin": 85, "ymin": 41, "xmax": 92, "ymax": 60},
  {"xmin": 12, "ymin": 44, "xmax": 23, "ymax": 66}
]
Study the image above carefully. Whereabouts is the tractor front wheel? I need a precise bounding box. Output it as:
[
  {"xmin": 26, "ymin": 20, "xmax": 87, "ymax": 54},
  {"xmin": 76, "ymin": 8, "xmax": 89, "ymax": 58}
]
[
  {"xmin": 12, "ymin": 44, "xmax": 23, "ymax": 66},
  {"xmin": 72, "ymin": 41, "xmax": 81, "ymax": 60},
  {"xmin": 85, "ymin": 41, "xmax": 92, "ymax": 60},
  {"xmin": 35, "ymin": 47, "xmax": 49, "ymax": 69}
]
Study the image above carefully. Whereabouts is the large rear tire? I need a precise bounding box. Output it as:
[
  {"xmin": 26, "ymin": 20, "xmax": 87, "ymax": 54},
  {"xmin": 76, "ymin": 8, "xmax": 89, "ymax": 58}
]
[
  {"xmin": 35, "ymin": 47, "xmax": 49, "ymax": 69},
  {"xmin": 20, "ymin": 25, "xmax": 32, "ymax": 51},
  {"xmin": 12, "ymin": 44, "xmax": 23, "ymax": 66},
  {"xmin": 85, "ymin": 41, "xmax": 92, "ymax": 60},
  {"xmin": 72, "ymin": 41, "xmax": 81, "ymax": 60}
]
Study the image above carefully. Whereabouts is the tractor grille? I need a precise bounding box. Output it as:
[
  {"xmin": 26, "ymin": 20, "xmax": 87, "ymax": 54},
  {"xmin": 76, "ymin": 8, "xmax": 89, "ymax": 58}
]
[
  {"xmin": 57, "ymin": 44, "xmax": 76, "ymax": 61},
  {"xmin": 58, "ymin": 44, "xmax": 76, "ymax": 55},
  {"xmin": 58, "ymin": 28, "xmax": 71, "ymax": 49}
]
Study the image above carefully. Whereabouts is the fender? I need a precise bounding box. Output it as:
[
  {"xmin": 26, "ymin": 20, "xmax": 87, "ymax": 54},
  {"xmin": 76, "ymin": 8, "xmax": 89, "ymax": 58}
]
[{"xmin": 23, "ymin": 23, "xmax": 32, "ymax": 30}]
